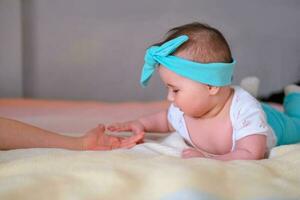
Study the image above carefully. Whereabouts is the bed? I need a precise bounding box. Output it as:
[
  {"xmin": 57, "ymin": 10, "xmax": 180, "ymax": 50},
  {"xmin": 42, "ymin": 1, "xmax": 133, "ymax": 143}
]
[{"xmin": 0, "ymin": 98, "xmax": 300, "ymax": 200}]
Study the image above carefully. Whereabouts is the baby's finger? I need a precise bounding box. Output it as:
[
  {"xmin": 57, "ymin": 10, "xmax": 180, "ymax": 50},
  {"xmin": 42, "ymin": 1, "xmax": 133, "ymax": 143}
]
[
  {"xmin": 109, "ymin": 137, "xmax": 121, "ymax": 148},
  {"xmin": 181, "ymin": 148, "xmax": 205, "ymax": 158},
  {"xmin": 97, "ymin": 124, "xmax": 106, "ymax": 130},
  {"xmin": 107, "ymin": 123, "xmax": 130, "ymax": 132},
  {"xmin": 121, "ymin": 132, "xmax": 144, "ymax": 145},
  {"xmin": 120, "ymin": 142, "xmax": 137, "ymax": 149},
  {"xmin": 131, "ymin": 125, "xmax": 144, "ymax": 135},
  {"xmin": 106, "ymin": 124, "xmax": 119, "ymax": 131},
  {"xmin": 181, "ymin": 150, "xmax": 195, "ymax": 159},
  {"xmin": 182, "ymin": 148, "xmax": 194, "ymax": 153}
]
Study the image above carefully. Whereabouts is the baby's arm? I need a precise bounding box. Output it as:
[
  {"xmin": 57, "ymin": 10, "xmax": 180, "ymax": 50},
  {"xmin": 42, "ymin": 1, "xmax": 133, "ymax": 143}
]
[
  {"xmin": 214, "ymin": 134, "xmax": 266, "ymax": 161},
  {"xmin": 139, "ymin": 110, "xmax": 173, "ymax": 133},
  {"xmin": 182, "ymin": 134, "xmax": 267, "ymax": 161},
  {"xmin": 107, "ymin": 109, "xmax": 173, "ymax": 135},
  {"xmin": 210, "ymin": 134, "xmax": 267, "ymax": 161}
]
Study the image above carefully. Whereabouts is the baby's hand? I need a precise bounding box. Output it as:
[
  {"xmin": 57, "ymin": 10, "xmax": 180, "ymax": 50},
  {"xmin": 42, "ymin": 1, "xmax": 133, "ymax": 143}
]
[
  {"xmin": 82, "ymin": 124, "xmax": 143, "ymax": 150},
  {"xmin": 107, "ymin": 120, "xmax": 145, "ymax": 143},
  {"xmin": 182, "ymin": 148, "xmax": 206, "ymax": 159}
]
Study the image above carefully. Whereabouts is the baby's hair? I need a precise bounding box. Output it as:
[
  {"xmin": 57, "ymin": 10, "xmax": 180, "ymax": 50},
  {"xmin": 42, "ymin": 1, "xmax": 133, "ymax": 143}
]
[{"xmin": 153, "ymin": 22, "xmax": 233, "ymax": 63}]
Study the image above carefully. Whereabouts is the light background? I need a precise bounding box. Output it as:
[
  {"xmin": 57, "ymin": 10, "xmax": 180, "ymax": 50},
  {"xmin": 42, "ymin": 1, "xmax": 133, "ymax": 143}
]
[{"xmin": 1, "ymin": 0, "xmax": 299, "ymax": 101}]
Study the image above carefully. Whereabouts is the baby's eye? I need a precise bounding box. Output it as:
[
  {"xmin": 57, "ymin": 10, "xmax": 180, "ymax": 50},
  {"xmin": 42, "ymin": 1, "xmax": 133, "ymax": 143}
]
[{"xmin": 173, "ymin": 89, "xmax": 179, "ymax": 93}]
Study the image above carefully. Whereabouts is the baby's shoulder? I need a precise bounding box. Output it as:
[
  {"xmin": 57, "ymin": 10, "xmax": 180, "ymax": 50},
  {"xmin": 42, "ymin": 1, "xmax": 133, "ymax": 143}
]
[
  {"xmin": 231, "ymin": 86, "xmax": 261, "ymax": 108},
  {"xmin": 230, "ymin": 86, "xmax": 264, "ymax": 119}
]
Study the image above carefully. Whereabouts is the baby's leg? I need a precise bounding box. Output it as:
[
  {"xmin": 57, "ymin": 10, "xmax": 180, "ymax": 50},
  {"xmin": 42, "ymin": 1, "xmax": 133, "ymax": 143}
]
[
  {"xmin": 284, "ymin": 84, "xmax": 300, "ymax": 96},
  {"xmin": 272, "ymin": 84, "xmax": 300, "ymax": 145},
  {"xmin": 263, "ymin": 84, "xmax": 300, "ymax": 146},
  {"xmin": 283, "ymin": 85, "xmax": 300, "ymax": 118}
]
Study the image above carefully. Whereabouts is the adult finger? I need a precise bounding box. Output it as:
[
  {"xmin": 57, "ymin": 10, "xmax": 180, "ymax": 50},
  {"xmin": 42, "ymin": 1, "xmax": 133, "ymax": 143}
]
[
  {"xmin": 91, "ymin": 146, "xmax": 112, "ymax": 151},
  {"xmin": 120, "ymin": 142, "xmax": 137, "ymax": 149},
  {"xmin": 120, "ymin": 131, "xmax": 144, "ymax": 145},
  {"xmin": 109, "ymin": 137, "xmax": 121, "ymax": 148}
]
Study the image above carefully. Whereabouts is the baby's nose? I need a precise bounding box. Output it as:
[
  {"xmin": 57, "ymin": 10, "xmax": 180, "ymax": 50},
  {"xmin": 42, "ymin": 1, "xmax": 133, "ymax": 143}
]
[{"xmin": 167, "ymin": 92, "xmax": 174, "ymax": 102}]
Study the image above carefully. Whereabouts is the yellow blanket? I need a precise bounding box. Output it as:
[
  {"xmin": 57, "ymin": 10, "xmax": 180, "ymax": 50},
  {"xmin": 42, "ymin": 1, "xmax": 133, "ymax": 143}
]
[
  {"xmin": 1, "ymin": 99, "xmax": 300, "ymax": 200},
  {"xmin": 1, "ymin": 133, "xmax": 300, "ymax": 200}
]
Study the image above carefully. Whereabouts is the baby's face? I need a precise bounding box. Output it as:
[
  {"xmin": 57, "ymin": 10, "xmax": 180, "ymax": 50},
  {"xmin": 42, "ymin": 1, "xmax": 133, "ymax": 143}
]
[{"xmin": 158, "ymin": 66, "xmax": 213, "ymax": 118}]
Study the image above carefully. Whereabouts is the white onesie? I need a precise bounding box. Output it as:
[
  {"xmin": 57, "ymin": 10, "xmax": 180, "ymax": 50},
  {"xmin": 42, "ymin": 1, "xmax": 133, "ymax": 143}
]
[{"xmin": 167, "ymin": 86, "xmax": 277, "ymax": 152}]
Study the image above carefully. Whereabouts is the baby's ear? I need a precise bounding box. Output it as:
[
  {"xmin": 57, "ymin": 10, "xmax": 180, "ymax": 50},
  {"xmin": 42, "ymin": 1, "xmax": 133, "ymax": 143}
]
[{"xmin": 207, "ymin": 85, "xmax": 220, "ymax": 95}]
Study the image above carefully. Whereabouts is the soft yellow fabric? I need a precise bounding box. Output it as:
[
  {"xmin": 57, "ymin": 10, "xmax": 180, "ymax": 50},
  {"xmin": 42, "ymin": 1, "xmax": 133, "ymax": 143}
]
[
  {"xmin": 0, "ymin": 99, "xmax": 299, "ymax": 199},
  {"xmin": 1, "ymin": 133, "xmax": 300, "ymax": 200}
]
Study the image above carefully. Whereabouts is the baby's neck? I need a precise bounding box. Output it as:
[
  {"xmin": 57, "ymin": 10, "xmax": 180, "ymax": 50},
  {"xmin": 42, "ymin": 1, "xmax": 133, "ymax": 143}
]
[{"xmin": 201, "ymin": 87, "xmax": 233, "ymax": 119}]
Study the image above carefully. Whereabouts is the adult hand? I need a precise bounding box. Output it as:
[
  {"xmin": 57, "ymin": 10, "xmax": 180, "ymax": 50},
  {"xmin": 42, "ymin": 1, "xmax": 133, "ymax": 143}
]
[
  {"xmin": 82, "ymin": 124, "xmax": 143, "ymax": 150},
  {"xmin": 107, "ymin": 120, "xmax": 145, "ymax": 144}
]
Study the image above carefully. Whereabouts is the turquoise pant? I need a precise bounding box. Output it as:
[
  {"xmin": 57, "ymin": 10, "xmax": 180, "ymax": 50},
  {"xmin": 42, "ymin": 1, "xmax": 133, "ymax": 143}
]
[{"xmin": 262, "ymin": 93, "xmax": 300, "ymax": 146}]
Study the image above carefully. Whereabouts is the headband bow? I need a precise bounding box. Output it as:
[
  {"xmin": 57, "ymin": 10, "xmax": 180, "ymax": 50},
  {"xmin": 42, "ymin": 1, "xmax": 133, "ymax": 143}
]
[{"xmin": 140, "ymin": 35, "xmax": 236, "ymax": 87}]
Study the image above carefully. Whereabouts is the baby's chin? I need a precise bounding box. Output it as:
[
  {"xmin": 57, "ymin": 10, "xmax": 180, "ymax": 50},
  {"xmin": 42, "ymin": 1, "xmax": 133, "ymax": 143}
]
[
  {"xmin": 175, "ymin": 105, "xmax": 203, "ymax": 118},
  {"xmin": 187, "ymin": 109, "xmax": 211, "ymax": 119},
  {"xmin": 189, "ymin": 114, "xmax": 203, "ymax": 119},
  {"xmin": 182, "ymin": 110, "xmax": 202, "ymax": 118}
]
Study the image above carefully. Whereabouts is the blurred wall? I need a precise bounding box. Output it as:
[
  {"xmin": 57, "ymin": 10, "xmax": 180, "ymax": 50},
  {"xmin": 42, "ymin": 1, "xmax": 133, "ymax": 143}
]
[
  {"xmin": 1, "ymin": 0, "xmax": 300, "ymax": 101},
  {"xmin": 0, "ymin": 0, "xmax": 22, "ymax": 97}
]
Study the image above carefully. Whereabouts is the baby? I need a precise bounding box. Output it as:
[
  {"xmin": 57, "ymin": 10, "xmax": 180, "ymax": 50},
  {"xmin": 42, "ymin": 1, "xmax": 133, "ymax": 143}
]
[{"xmin": 107, "ymin": 22, "xmax": 300, "ymax": 161}]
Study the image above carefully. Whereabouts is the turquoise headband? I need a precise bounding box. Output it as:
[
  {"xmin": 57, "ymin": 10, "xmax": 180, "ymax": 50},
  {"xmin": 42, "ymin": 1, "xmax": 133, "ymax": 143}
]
[{"xmin": 140, "ymin": 35, "xmax": 236, "ymax": 87}]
